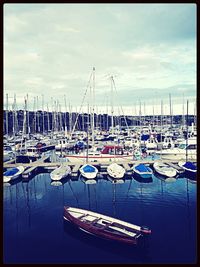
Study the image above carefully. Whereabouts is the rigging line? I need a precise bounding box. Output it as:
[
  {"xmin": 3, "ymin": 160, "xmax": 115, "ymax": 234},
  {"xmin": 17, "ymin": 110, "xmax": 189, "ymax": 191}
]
[
  {"xmin": 121, "ymin": 179, "xmax": 133, "ymax": 217},
  {"xmin": 112, "ymin": 77, "xmax": 130, "ymax": 132},
  {"xmin": 68, "ymin": 180, "xmax": 79, "ymax": 207},
  {"xmin": 70, "ymin": 70, "xmax": 93, "ymax": 139}
]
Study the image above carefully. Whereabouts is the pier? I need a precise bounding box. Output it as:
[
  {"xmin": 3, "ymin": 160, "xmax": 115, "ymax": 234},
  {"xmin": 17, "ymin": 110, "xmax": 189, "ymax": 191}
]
[{"xmin": 3, "ymin": 159, "xmax": 188, "ymax": 180}]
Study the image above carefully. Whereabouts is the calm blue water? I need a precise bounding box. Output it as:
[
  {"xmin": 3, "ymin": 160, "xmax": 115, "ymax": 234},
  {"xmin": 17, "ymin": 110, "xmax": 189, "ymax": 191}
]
[{"xmin": 3, "ymin": 171, "xmax": 197, "ymax": 264}]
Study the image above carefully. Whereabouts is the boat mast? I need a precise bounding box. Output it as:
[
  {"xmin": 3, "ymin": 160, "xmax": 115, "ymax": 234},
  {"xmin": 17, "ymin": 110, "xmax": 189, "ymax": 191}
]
[
  {"xmin": 6, "ymin": 93, "xmax": 9, "ymax": 137},
  {"xmin": 91, "ymin": 67, "xmax": 95, "ymax": 149},
  {"xmin": 47, "ymin": 103, "xmax": 50, "ymax": 133},
  {"xmin": 182, "ymin": 93, "xmax": 185, "ymax": 130},
  {"xmin": 160, "ymin": 100, "xmax": 163, "ymax": 159},
  {"xmin": 12, "ymin": 94, "xmax": 16, "ymax": 140},
  {"xmin": 69, "ymin": 102, "xmax": 72, "ymax": 138},
  {"xmin": 152, "ymin": 99, "xmax": 155, "ymax": 128},
  {"xmin": 33, "ymin": 97, "xmax": 36, "ymax": 133},
  {"xmin": 20, "ymin": 97, "xmax": 27, "ymax": 153},
  {"xmin": 86, "ymin": 103, "xmax": 89, "ymax": 164},
  {"xmin": 27, "ymin": 94, "xmax": 30, "ymax": 139},
  {"xmin": 169, "ymin": 93, "xmax": 173, "ymax": 128},
  {"xmin": 64, "ymin": 94, "xmax": 67, "ymax": 134},
  {"xmin": 186, "ymin": 100, "xmax": 189, "ymax": 162},
  {"xmin": 42, "ymin": 94, "xmax": 45, "ymax": 135},
  {"xmin": 37, "ymin": 96, "xmax": 40, "ymax": 133},
  {"xmin": 111, "ymin": 76, "xmax": 114, "ymax": 136}
]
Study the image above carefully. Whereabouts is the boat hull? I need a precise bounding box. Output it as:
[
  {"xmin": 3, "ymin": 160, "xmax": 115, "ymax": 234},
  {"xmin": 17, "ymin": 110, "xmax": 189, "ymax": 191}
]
[
  {"xmin": 3, "ymin": 166, "xmax": 24, "ymax": 183},
  {"xmin": 66, "ymin": 154, "xmax": 133, "ymax": 163},
  {"xmin": 153, "ymin": 162, "xmax": 177, "ymax": 178},
  {"xmin": 79, "ymin": 164, "xmax": 98, "ymax": 179},
  {"xmin": 133, "ymin": 165, "xmax": 153, "ymax": 179},
  {"xmin": 50, "ymin": 165, "xmax": 71, "ymax": 180},
  {"xmin": 107, "ymin": 163, "xmax": 125, "ymax": 179},
  {"xmin": 63, "ymin": 206, "xmax": 148, "ymax": 245}
]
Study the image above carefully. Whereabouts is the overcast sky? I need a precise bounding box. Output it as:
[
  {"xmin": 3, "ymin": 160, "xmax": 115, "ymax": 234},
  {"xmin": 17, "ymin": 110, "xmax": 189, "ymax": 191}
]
[{"xmin": 4, "ymin": 3, "xmax": 196, "ymax": 115}]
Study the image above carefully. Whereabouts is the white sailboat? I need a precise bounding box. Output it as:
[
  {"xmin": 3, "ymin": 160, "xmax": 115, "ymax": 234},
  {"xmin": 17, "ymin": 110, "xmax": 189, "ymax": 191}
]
[
  {"xmin": 106, "ymin": 76, "xmax": 125, "ymax": 179},
  {"xmin": 50, "ymin": 163, "xmax": 71, "ymax": 180},
  {"xmin": 79, "ymin": 163, "xmax": 98, "ymax": 179},
  {"xmin": 3, "ymin": 166, "xmax": 25, "ymax": 183},
  {"xmin": 107, "ymin": 162, "xmax": 125, "ymax": 179},
  {"xmin": 153, "ymin": 161, "xmax": 177, "ymax": 178},
  {"xmin": 79, "ymin": 68, "xmax": 98, "ymax": 180}
]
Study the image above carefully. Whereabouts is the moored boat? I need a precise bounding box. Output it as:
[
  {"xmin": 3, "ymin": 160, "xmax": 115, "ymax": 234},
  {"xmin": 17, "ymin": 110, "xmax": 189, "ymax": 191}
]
[
  {"xmin": 155, "ymin": 138, "xmax": 196, "ymax": 161},
  {"xmin": 65, "ymin": 145, "xmax": 133, "ymax": 163},
  {"xmin": 107, "ymin": 162, "xmax": 125, "ymax": 179},
  {"xmin": 63, "ymin": 206, "xmax": 151, "ymax": 245},
  {"xmin": 133, "ymin": 163, "xmax": 153, "ymax": 179},
  {"xmin": 50, "ymin": 164, "xmax": 71, "ymax": 180},
  {"xmin": 3, "ymin": 166, "xmax": 25, "ymax": 183},
  {"xmin": 153, "ymin": 161, "xmax": 177, "ymax": 178},
  {"xmin": 178, "ymin": 161, "xmax": 197, "ymax": 178},
  {"xmin": 79, "ymin": 164, "xmax": 98, "ymax": 179}
]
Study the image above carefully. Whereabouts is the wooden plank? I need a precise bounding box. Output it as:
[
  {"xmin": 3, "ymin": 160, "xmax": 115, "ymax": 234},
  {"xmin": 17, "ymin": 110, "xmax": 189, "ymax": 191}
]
[
  {"xmin": 71, "ymin": 164, "xmax": 81, "ymax": 175},
  {"xmin": 4, "ymin": 159, "xmax": 196, "ymax": 171},
  {"xmin": 22, "ymin": 166, "xmax": 38, "ymax": 178},
  {"xmin": 4, "ymin": 159, "xmax": 16, "ymax": 164}
]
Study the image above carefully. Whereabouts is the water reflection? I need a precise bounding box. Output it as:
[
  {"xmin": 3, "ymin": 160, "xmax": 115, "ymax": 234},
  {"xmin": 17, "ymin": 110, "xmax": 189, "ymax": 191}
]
[
  {"xmin": 3, "ymin": 171, "xmax": 196, "ymax": 264},
  {"xmin": 107, "ymin": 175, "xmax": 125, "ymax": 184},
  {"xmin": 133, "ymin": 175, "xmax": 153, "ymax": 184},
  {"xmin": 63, "ymin": 220, "xmax": 152, "ymax": 263}
]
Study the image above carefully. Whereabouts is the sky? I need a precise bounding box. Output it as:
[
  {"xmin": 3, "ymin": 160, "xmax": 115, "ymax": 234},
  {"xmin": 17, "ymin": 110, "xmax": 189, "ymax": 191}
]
[{"xmin": 4, "ymin": 3, "xmax": 196, "ymax": 115}]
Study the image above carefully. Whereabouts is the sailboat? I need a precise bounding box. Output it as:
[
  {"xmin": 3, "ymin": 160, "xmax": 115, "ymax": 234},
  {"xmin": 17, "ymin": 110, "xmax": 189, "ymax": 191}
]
[
  {"xmin": 65, "ymin": 69, "xmax": 133, "ymax": 163},
  {"xmin": 79, "ymin": 164, "xmax": 98, "ymax": 179},
  {"xmin": 106, "ymin": 76, "xmax": 126, "ymax": 180},
  {"xmin": 79, "ymin": 93, "xmax": 98, "ymax": 180},
  {"xmin": 3, "ymin": 166, "xmax": 25, "ymax": 183},
  {"xmin": 153, "ymin": 161, "xmax": 177, "ymax": 178},
  {"xmin": 178, "ymin": 161, "xmax": 197, "ymax": 179},
  {"xmin": 50, "ymin": 163, "xmax": 71, "ymax": 181},
  {"xmin": 132, "ymin": 163, "xmax": 153, "ymax": 179},
  {"xmin": 107, "ymin": 162, "xmax": 125, "ymax": 179}
]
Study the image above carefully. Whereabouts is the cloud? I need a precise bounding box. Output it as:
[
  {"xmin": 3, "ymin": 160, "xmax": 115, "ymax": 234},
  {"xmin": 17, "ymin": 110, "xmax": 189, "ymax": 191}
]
[{"xmin": 3, "ymin": 3, "xmax": 196, "ymax": 114}]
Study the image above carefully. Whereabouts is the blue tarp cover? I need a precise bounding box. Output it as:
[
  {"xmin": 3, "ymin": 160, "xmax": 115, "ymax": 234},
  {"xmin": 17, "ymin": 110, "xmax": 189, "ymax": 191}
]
[
  {"xmin": 4, "ymin": 167, "xmax": 19, "ymax": 176},
  {"xmin": 141, "ymin": 134, "xmax": 150, "ymax": 141},
  {"xmin": 183, "ymin": 162, "xmax": 196, "ymax": 170},
  {"xmin": 83, "ymin": 165, "xmax": 96, "ymax": 173},
  {"xmin": 135, "ymin": 164, "xmax": 149, "ymax": 172}
]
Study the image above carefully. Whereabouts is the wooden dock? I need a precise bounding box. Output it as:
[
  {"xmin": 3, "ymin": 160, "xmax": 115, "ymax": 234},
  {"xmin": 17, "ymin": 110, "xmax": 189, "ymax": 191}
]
[{"xmin": 4, "ymin": 159, "xmax": 195, "ymax": 180}]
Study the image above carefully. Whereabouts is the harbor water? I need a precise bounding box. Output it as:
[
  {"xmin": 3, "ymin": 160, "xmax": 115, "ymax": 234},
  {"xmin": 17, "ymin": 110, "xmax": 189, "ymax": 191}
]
[{"xmin": 3, "ymin": 171, "xmax": 196, "ymax": 264}]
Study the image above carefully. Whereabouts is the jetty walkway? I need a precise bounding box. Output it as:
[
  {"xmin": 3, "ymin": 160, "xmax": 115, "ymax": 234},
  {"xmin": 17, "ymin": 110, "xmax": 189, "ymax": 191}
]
[{"xmin": 3, "ymin": 158, "xmax": 186, "ymax": 179}]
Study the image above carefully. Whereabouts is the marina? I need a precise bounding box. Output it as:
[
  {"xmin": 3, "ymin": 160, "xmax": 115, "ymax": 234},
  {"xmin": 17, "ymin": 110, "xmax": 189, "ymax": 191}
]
[
  {"xmin": 3, "ymin": 3, "xmax": 196, "ymax": 264},
  {"xmin": 3, "ymin": 158, "xmax": 196, "ymax": 180},
  {"xmin": 3, "ymin": 92, "xmax": 197, "ymax": 264}
]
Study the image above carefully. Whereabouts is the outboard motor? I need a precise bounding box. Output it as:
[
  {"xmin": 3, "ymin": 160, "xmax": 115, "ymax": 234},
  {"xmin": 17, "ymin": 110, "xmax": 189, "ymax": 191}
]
[{"xmin": 141, "ymin": 226, "xmax": 151, "ymax": 234}]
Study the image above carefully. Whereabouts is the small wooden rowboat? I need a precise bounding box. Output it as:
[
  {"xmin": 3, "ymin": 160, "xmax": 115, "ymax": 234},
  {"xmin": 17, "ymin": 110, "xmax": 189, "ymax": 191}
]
[{"xmin": 63, "ymin": 206, "xmax": 151, "ymax": 245}]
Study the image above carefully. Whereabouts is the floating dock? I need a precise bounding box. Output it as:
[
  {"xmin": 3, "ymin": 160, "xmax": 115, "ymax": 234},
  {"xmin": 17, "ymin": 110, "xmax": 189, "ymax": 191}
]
[{"xmin": 3, "ymin": 158, "xmax": 191, "ymax": 180}]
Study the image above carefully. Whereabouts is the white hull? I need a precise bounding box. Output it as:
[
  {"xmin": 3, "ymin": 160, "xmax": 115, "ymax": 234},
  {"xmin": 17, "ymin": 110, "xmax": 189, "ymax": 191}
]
[
  {"xmin": 157, "ymin": 151, "xmax": 196, "ymax": 161},
  {"xmin": 50, "ymin": 165, "xmax": 71, "ymax": 180},
  {"xmin": 3, "ymin": 166, "xmax": 25, "ymax": 183},
  {"xmin": 65, "ymin": 154, "xmax": 133, "ymax": 163},
  {"xmin": 107, "ymin": 163, "xmax": 125, "ymax": 179},
  {"xmin": 79, "ymin": 164, "xmax": 98, "ymax": 179},
  {"xmin": 153, "ymin": 161, "xmax": 177, "ymax": 178}
]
